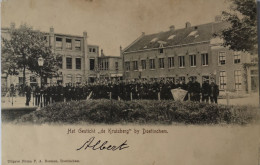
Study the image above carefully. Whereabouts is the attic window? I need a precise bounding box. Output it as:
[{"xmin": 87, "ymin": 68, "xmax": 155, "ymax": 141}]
[
  {"xmin": 150, "ymin": 38, "xmax": 158, "ymax": 42},
  {"xmin": 168, "ymin": 35, "xmax": 176, "ymax": 40},
  {"xmin": 188, "ymin": 31, "xmax": 198, "ymax": 37}
]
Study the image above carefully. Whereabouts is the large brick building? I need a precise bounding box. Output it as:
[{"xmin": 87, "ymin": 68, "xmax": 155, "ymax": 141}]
[
  {"xmin": 122, "ymin": 17, "xmax": 258, "ymax": 93},
  {"xmin": 1, "ymin": 26, "xmax": 122, "ymax": 89}
]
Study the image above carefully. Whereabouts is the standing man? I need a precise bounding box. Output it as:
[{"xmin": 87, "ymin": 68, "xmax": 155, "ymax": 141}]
[
  {"xmin": 57, "ymin": 82, "xmax": 64, "ymax": 102},
  {"xmin": 201, "ymin": 78, "xmax": 210, "ymax": 103},
  {"xmin": 209, "ymin": 79, "xmax": 219, "ymax": 104},
  {"xmin": 35, "ymin": 84, "xmax": 41, "ymax": 106},
  {"xmin": 24, "ymin": 83, "xmax": 32, "ymax": 106},
  {"xmin": 192, "ymin": 77, "xmax": 201, "ymax": 102}
]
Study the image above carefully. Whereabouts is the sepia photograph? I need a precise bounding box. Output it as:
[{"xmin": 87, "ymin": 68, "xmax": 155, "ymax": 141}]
[{"xmin": 1, "ymin": 0, "xmax": 259, "ymax": 164}]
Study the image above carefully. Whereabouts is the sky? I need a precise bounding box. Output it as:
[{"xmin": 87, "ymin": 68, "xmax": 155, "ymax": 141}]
[{"xmin": 1, "ymin": 0, "xmax": 229, "ymax": 56}]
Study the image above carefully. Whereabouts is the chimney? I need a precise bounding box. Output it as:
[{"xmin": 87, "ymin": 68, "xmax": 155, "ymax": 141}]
[
  {"xmin": 101, "ymin": 49, "xmax": 104, "ymax": 57},
  {"xmin": 142, "ymin": 32, "xmax": 145, "ymax": 36},
  {"xmin": 50, "ymin": 26, "xmax": 54, "ymax": 33},
  {"xmin": 185, "ymin": 22, "xmax": 191, "ymax": 28},
  {"xmin": 169, "ymin": 25, "xmax": 175, "ymax": 31},
  {"xmin": 83, "ymin": 31, "xmax": 88, "ymax": 38},
  {"xmin": 215, "ymin": 15, "xmax": 221, "ymax": 22},
  {"xmin": 120, "ymin": 45, "xmax": 123, "ymax": 58}
]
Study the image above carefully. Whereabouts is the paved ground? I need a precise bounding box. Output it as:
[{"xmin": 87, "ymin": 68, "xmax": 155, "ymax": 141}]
[
  {"xmin": 218, "ymin": 93, "xmax": 259, "ymax": 107},
  {"xmin": 1, "ymin": 96, "xmax": 36, "ymax": 108}
]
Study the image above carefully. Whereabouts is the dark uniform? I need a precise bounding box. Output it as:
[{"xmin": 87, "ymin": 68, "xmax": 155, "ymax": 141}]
[
  {"xmin": 35, "ymin": 85, "xmax": 41, "ymax": 106},
  {"xmin": 24, "ymin": 84, "xmax": 32, "ymax": 106},
  {"xmin": 192, "ymin": 81, "xmax": 201, "ymax": 102},
  {"xmin": 201, "ymin": 80, "xmax": 210, "ymax": 103},
  {"xmin": 209, "ymin": 82, "xmax": 219, "ymax": 103},
  {"xmin": 56, "ymin": 84, "xmax": 64, "ymax": 102}
]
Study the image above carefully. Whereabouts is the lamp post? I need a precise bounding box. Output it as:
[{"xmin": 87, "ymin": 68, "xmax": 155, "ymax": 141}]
[{"xmin": 38, "ymin": 56, "xmax": 44, "ymax": 107}]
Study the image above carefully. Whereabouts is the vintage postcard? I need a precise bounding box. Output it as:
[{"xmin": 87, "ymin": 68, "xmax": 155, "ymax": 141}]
[{"xmin": 1, "ymin": 0, "xmax": 260, "ymax": 164}]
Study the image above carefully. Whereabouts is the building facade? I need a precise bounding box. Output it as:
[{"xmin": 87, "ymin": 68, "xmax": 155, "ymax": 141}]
[
  {"xmin": 1, "ymin": 26, "xmax": 122, "ymax": 90},
  {"xmin": 122, "ymin": 17, "xmax": 258, "ymax": 93},
  {"xmin": 96, "ymin": 49, "xmax": 123, "ymax": 81}
]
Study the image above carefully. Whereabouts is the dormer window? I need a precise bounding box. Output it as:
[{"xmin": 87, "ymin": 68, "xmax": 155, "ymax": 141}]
[
  {"xmin": 159, "ymin": 48, "xmax": 164, "ymax": 54},
  {"xmin": 188, "ymin": 31, "xmax": 198, "ymax": 37},
  {"xmin": 150, "ymin": 38, "xmax": 158, "ymax": 42},
  {"xmin": 168, "ymin": 35, "xmax": 175, "ymax": 40}
]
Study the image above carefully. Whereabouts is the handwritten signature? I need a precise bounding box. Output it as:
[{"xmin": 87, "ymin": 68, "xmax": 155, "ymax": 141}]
[{"xmin": 76, "ymin": 137, "xmax": 129, "ymax": 151}]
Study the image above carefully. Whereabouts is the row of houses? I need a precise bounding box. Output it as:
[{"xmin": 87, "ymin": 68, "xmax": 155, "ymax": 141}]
[
  {"xmin": 121, "ymin": 17, "xmax": 258, "ymax": 93},
  {"xmin": 1, "ymin": 16, "xmax": 258, "ymax": 93}
]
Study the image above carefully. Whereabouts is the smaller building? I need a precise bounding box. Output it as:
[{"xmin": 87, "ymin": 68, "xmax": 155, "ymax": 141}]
[{"xmin": 96, "ymin": 49, "xmax": 123, "ymax": 81}]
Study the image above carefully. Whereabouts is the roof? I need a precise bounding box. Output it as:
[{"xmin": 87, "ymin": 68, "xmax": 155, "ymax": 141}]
[{"xmin": 123, "ymin": 21, "xmax": 229, "ymax": 53}]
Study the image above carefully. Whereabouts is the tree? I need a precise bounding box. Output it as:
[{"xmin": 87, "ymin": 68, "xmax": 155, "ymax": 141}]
[
  {"xmin": 2, "ymin": 23, "xmax": 61, "ymax": 90},
  {"xmin": 220, "ymin": 0, "xmax": 257, "ymax": 54}
]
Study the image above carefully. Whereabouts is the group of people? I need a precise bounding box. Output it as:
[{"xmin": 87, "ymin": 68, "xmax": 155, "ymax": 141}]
[{"xmin": 23, "ymin": 77, "xmax": 219, "ymax": 107}]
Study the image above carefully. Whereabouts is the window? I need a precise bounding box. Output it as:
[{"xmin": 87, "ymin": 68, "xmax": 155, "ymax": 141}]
[
  {"xmin": 56, "ymin": 37, "xmax": 62, "ymax": 49},
  {"xmin": 149, "ymin": 59, "xmax": 155, "ymax": 69},
  {"xmin": 104, "ymin": 60, "xmax": 109, "ymax": 70},
  {"xmin": 189, "ymin": 55, "xmax": 196, "ymax": 67},
  {"xmin": 76, "ymin": 75, "xmax": 82, "ymax": 83},
  {"xmin": 76, "ymin": 58, "xmax": 81, "ymax": 70},
  {"xmin": 89, "ymin": 48, "xmax": 96, "ymax": 53},
  {"xmin": 178, "ymin": 56, "xmax": 185, "ymax": 67},
  {"xmin": 179, "ymin": 76, "xmax": 186, "ymax": 83},
  {"xmin": 159, "ymin": 48, "xmax": 164, "ymax": 54},
  {"xmin": 66, "ymin": 57, "xmax": 72, "ymax": 69},
  {"xmin": 219, "ymin": 71, "xmax": 227, "ymax": 89},
  {"xmin": 99, "ymin": 59, "xmax": 109, "ymax": 70},
  {"xmin": 75, "ymin": 40, "xmax": 81, "ymax": 50},
  {"xmin": 219, "ymin": 52, "xmax": 226, "ymax": 65},
  {"xmin": 66, "ymin": 38, "xmax": 72, "ymax": 49},
  {"xmin": 201, "ymin": 53, "xmax": 208, "ymax": 66},
  {"xmin": 125, "ymin": 62, "xmax": 130, "ymax": 71},
  {"xmin": 66, "ymin": 75, "xmax": 72, "ymax": 83},
  {"xmin": 141, "ymin": 60, "xmax": 146, "ymax": 70},
  {"xmin": 168, "ymin": 57, "xmax": 174, "ymax": 68},
  {"xmin": 115, "ymin": 62, "xmax": 119, "ymax": 71},
  {"xmin": 133, "ymin": 61, "xmax": 138, "ymax": 71},
  {"xmin": 234, "ymin": 54, "xmax": 241, "ymax": 64},
  {"xmin": 234, "ymin": 70, "xmax": 242, "ymax": 90},
  {"xmin": 89, "ymin": 59, "xmax": 95, "ymax": 70},
  {"xmin": 159, "ymin": 58, "xmax": 164, "ymax": 68}
]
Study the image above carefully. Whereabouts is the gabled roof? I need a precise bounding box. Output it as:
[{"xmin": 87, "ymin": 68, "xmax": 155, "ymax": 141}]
[{"xmin": 123, "ymin": 21, "xmax": 229, "ymax": 53}]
